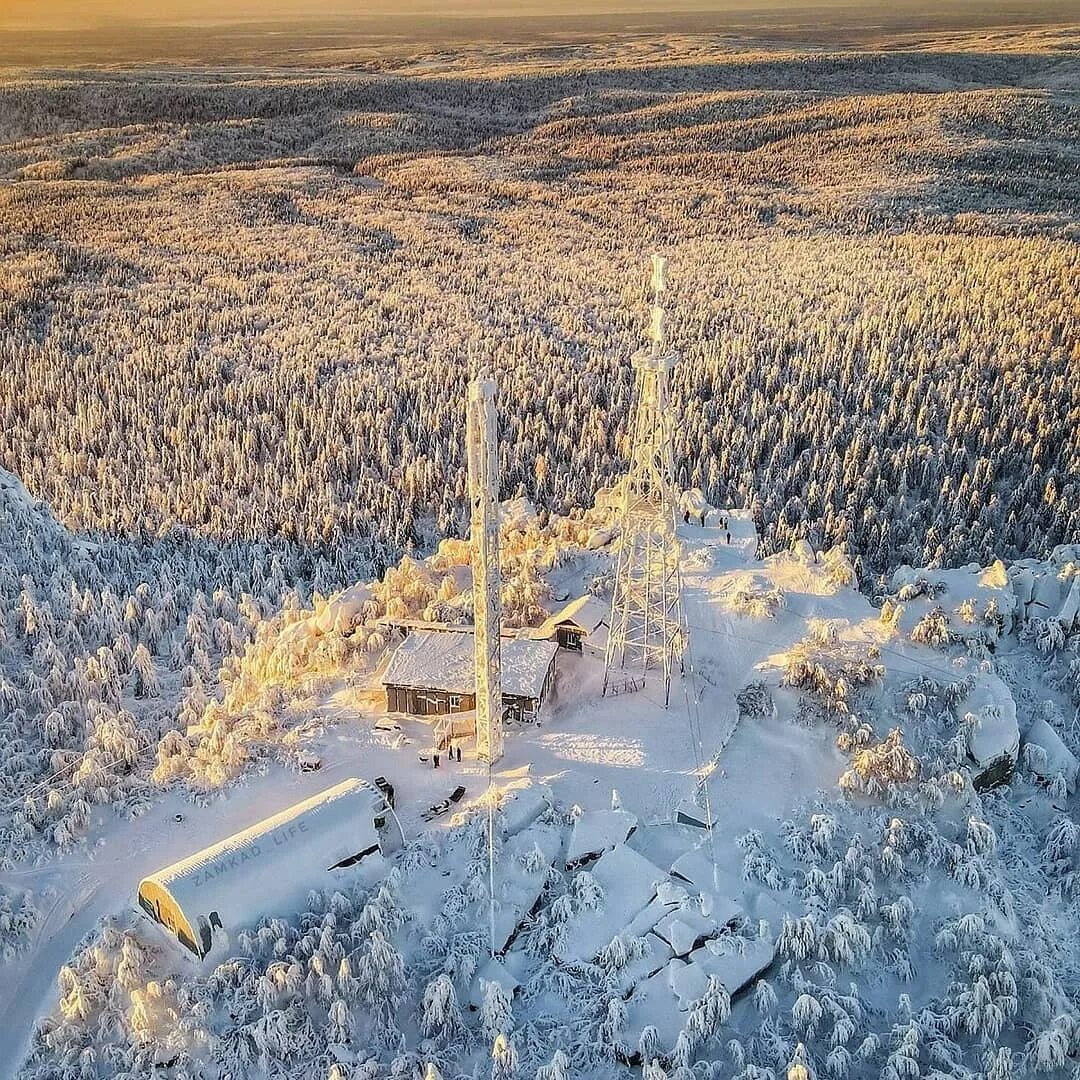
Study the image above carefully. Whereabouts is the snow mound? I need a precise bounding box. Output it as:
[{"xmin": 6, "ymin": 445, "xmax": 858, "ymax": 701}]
[
  {"xmin": 960, "ymin": 674, "xmax": 1019, "ymax": 771},
  {"xmin": 585, "ymin": 525, "xmax": 616, "ymax": 550},
  {"xmin": 499, "ymin": 497, "xmax": 538, "ymax": 532},
  {"xmin": 313, "ymin": 583, "xmax": 373, "ymax": 635},
  {"xmin": 566, "ymin": 807, "xmax": 638, "ymax": 867},
  {"xmin": 1021, "ymin": 717, "xmax": 1079, "ymax": 793},
  {"xmin": 680, "ymin": 488, "xmax": 712, "ymax": 516}
]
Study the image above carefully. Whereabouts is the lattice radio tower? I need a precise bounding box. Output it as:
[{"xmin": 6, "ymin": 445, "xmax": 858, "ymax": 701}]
[
  {"xmin": 467, "ymin": 372, "xmax": 504, "ymax": 764},
  {"xmin": 602, "ymin": 255, "xmax": 687, "ymax": 706}
]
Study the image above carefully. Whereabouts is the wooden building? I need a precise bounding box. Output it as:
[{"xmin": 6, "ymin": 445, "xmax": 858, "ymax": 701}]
[{"xmin": 382, "ymin": 629, "xmax": 557, "ymax": 723}]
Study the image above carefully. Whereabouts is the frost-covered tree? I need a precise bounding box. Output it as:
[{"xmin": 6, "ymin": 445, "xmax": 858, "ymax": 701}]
[{"xmin": 480, "ymin": 978, "xmax": 514, "ymax": 1042}]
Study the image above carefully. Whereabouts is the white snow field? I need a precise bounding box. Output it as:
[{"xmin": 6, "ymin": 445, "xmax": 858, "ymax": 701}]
[{"xmin": 3, "ymin": 489, "xmax": 1080, "ymax": 1080}]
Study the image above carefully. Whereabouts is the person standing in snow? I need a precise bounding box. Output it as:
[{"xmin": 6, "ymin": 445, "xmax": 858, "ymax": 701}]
[
  {"xmin": 726, "ymin": 531, "xmax": 731, "ymax": 544},
  {"xmin": 433, "ymin": 751, "xmax": 440, "ymax": 769}
]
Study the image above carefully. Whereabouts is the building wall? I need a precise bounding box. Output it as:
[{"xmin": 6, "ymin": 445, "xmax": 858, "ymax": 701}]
[
  {"xmin": 386, "ymin": 684, "xmax": 475, "ymax": 717},
  {"xmin": 138, "ymin": 880, "xmax": 202, "ymax": 956}
]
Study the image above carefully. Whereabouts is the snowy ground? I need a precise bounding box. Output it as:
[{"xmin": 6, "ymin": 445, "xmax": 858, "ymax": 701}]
[
  {"xmin": 1, "ymin": 513, "xmax": 778, "ymax": 1073},
  {"xmin": 6, "ymin": 505, "xmax": 1080, "ymax": 1080}
]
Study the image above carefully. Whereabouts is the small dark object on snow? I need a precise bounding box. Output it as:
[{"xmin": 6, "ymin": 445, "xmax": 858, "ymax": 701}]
[
  {"xmin": 174, "ymin": 813, "xmax": 184, "ymax": 823},
  {"xmin": 421, "ymin": 785, "xmax": 467, "ymax": 821},
  {"xmin": 374, "ymin": 775, "xmax": 395, "ymax": 808}
]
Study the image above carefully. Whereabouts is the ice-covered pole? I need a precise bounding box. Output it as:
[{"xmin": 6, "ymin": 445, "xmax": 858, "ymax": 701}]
[
  {"xmin": 467, "ymin": 371, "xmax": 504, "ymax": 959},
  {"xmin": 467, "ymin": 373, "xmax": 503, "ymax": 765}
]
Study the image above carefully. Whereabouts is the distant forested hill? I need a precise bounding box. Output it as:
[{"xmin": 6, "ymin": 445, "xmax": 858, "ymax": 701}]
[{"xmin": 0, "ymin": 31, "xmax": 1077, "ymax": 587}]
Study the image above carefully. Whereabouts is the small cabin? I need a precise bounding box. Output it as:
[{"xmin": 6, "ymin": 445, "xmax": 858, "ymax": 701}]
[
  {"xmin": 529, "ymin": 595, "xmax": 610, "ymax": 653},
  {"xmin": 382, "ymin": 629, "xmax": 557, "ymax": 723},
  {"xmin": 136, "ymin": 778, "xmax": 382, "ymax": 958}
]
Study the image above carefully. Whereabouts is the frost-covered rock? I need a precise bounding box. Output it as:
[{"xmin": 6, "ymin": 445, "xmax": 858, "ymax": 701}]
[
  {"xmin": 960, "ymin": 674, "xmax": 1019, "ymax": 774},
  {"xmin": 1009, "ymin": 552, "xmax": 1080, "ymax": 631},
  {"xmin": 498, "ymin": 782, "xmax": 553, "ymax": 838},
  {"xmin": 554, "ymin": 845, "xmax": 666, "ymax": 965},
  {"xmin": 1021, "ymin": 717, "xmax": 1079, "ymax": 793}
]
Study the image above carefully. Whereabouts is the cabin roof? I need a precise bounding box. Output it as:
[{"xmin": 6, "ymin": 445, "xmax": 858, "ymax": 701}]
[
  {"xmin": 528, "ymin": 594, "xmax": 610, "ymax": 641},
  {"xmin": 382, "ymin": 629, "xmax": 557, "ymax": 700}
]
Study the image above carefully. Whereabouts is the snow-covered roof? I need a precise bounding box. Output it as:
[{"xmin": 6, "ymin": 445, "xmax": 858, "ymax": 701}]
[
  {"xmin": 529, "ymin": 595, "xmax": 609, "ymax": 641},
  {"xmin": 138, "ymin": 778, "xmax": 380, "ymax": 945},
  {"xmin": 565, "ymin": 808, "xmax": 637, "ymax": 867},
  {"xmin": 554, "ymin": 844, "xmax": 667, "ymax": 964},
  {"xmin": 382, "ymin": 629, "xmax": 557, "ymax": 700}
]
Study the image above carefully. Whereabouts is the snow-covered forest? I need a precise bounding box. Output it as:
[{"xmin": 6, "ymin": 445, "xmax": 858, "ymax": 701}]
[
  {"xmin": 1, "ymin": 30, "xmax": 1078, "ymax": 585},
  {"xmin": 1, "ymin": 22, "xmax": 1079, "ymax": 1080}
]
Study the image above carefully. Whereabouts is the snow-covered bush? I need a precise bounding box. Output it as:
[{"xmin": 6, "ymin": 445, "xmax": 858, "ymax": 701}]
[
  {"xmin": 840, "ymin": 730, "xmax": 919, "ymax": 798},
  {"xmin": 736, "ymin": 681, "xmax": 776, "ymax": 719},
  {"xmin": 910, "ymin": 607, "xmax": 954, "ymax": 649},
  {"xmin": 0, "ymin": 886, "xmax": 40, "ymax": 962},
  {"xmin": 734, "ymin": 585, "xmax": 786, "ymax": 620}
]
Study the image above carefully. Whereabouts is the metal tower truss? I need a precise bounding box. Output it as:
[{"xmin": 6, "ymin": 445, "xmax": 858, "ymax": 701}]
[
  {"xmin": 603, "ymin": 255, "xmax": 688, "ymax": 705},
  {"xmin": 467, "ymin": 374, "xmax": 504, "ymax": 764}
]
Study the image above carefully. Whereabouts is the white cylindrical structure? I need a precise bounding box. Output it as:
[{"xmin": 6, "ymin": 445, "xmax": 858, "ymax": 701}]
[{"xmin": 467, "ymin": 374, "xmax": 504, "ymax": 764}]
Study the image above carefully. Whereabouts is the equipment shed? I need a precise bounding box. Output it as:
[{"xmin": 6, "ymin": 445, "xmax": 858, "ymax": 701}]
[
  {"xmin": 137, "ymin": 778, "xmax": 382, "ymax": 958},
  {"xmin": 529, "ymin": 595, "xmax": 610, "ymax": 652}
]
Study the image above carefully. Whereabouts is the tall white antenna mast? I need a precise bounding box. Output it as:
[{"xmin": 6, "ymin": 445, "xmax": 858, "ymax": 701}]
[
  {"xmin": 602, "ymin": 254, "xmax": 687, "ymax": 705},
  {"xmin": 467, "ymin": 373, "xmax": 504, "ymax": 765}
]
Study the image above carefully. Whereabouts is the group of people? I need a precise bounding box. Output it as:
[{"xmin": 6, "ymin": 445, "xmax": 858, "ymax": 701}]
[
  {"xmin": 432, "ymin": 741, "xmax": 463, "ymax": 768},
  {"xmin": 682, "ymin": 507, "xmax": 733, "ymax": 544}
]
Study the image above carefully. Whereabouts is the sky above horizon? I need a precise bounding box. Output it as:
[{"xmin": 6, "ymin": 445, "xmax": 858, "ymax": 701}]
[{"xmin": 0, "ymin": 0, "xmax": 975, "ymax": 33}]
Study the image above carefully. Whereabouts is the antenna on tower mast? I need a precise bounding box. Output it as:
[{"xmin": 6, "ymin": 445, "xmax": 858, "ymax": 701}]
[
  {"xmin": 602, "ymin": 254, "xmax": 688, "ymax": 706},
  {"xmin": 467, "ymin": 372, "xmax": 504, "ymax": 765}
]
